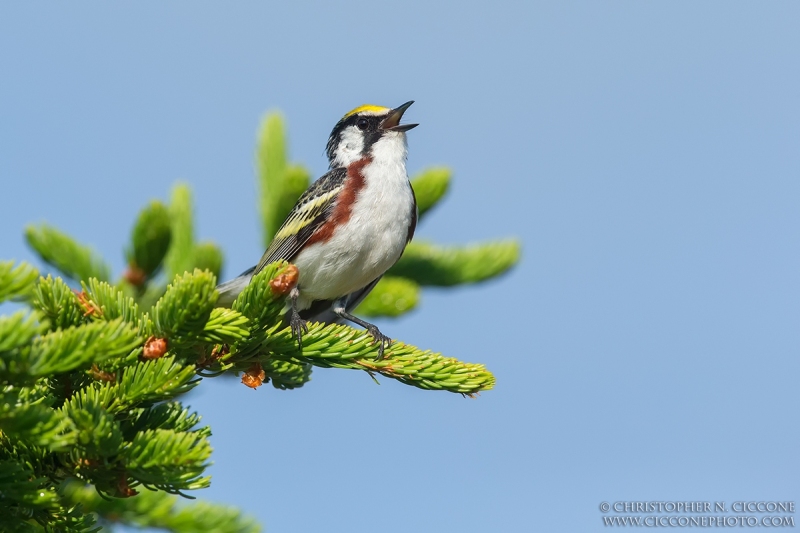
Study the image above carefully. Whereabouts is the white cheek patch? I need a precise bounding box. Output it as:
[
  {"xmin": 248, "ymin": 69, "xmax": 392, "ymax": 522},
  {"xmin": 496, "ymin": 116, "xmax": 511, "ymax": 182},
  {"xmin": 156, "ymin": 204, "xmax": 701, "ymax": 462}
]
[{"xmin": 334, "ymin": 126, "xmax": 365, "ymax": 167}]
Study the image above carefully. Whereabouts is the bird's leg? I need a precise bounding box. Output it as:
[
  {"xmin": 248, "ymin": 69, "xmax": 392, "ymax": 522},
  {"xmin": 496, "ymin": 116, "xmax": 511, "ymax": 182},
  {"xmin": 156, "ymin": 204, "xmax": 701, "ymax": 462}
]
[
  {"xmin": 289, "ymin": 287, "xmax": 308, "ymax": 351},
  {"xmin": 333, "ymin": 300, "xmax": 392, "ymax": 360}
]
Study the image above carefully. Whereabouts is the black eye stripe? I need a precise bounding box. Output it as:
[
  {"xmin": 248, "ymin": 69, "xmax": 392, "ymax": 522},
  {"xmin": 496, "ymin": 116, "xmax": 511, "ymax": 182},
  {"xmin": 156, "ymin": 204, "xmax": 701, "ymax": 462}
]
[
  {"xmin": 357, "ymin": 118, "xmax": 369, "ymax": 130},
  {"xmin": 325, "ymin": 113, "xmax": 387, "ymax": 163}
]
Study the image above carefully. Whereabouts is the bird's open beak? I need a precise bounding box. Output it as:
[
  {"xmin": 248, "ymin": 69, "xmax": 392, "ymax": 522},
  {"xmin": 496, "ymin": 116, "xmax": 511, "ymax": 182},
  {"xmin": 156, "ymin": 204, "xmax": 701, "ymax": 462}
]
[{"xmin": 381, "ymin": 101, "xmax": 418, "ymax": 132}]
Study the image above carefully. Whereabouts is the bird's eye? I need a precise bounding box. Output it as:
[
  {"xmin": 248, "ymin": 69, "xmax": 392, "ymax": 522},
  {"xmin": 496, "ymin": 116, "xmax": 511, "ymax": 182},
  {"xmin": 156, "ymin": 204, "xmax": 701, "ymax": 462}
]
[{"xmin": 356, "ymin": 118, "xmax": 369, "ymax": 131}]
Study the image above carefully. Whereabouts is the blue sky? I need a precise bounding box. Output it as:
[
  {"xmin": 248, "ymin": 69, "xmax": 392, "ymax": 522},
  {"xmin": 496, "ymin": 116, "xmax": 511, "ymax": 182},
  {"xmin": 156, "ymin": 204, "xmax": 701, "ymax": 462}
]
[{"xmin": 2, "ymin": 2, "xmax": 799, "ymax": 531}]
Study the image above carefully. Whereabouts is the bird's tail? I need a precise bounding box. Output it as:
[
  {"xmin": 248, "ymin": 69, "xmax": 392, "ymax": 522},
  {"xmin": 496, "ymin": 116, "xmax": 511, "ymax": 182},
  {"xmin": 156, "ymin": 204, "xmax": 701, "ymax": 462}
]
[{"xmin": 215, "ymin": 266, "xmax": 255, "ymax": 308}]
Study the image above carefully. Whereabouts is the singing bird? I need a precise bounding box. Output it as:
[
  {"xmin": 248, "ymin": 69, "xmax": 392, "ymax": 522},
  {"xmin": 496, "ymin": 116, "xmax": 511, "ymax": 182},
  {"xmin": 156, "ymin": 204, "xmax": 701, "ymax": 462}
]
[{"xmin": 217, "ymin": 101, "xmax": 418, "ymax": 358}]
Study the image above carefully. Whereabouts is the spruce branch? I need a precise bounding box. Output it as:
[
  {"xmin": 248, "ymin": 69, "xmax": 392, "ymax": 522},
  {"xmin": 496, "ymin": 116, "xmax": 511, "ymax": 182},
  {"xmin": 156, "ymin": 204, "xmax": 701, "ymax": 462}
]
[
  {"xmin": 2, "ymin": 109, "xmax": 517, "ymax": 530},
  {"xmin": 0, "ymin": 310, "xmax": 45, "ymax": 355},
  {"xmin": 15, "ymin": 504, "xmax": 101, "ymax": 533},
  {"xmin": 106, "ymin": 356, "xmax": 199, "ymax": 413},
  {"xmin": 223, "ymin": 265, "xmax": 495, "ymax": 394},
  {"xmin": 164, "ymin": 184, "xmax": 196, "ymax": 280},
  {"xmin": 0, "ymin": 460, "xmax": 65, "ymax": 531},
  {"xmin": 149, "ymin": 270, "xmax": 218, "ymax": 347},
  {"xmin": 0, "ymin": 388, "xmax": 76, "ymax": 450},
  {"xmin": 0, "ymin": 459, "xmax": 57, "ymax": 508},
  {"xmin": 200, "ymin": 308, "xmax": 250, "ymax": 345},
  {"xmin": 25, "ymin": 224, "xmax": 111, "ymax": 283},
  {"xmin": 32, "ymin": 275, "xmax": 87, "ymax": 331},
  {"xmin": 8, "ymin": 319, "xmax": 140, "ymax": 379},
  {"xmin": 224, "ymin": 262, "xmax": 292, "ymax": 361},
  {"xmin": 121, "ymin": 402, "xmax": 204, "ymax": 438},
  {"xmin": 390, "ymin": 239, "xmax": 521, "ymax": 286},
  {"xmin": 0, "ymin": 260, "xmax": 39, "ymax": 303},
  {"xmin": 62, "ymin": 391, "xmax": 124, "ymax": 458},
  {"xmin": 122, "ymin": 428, "xmax": 211, "ymax": 491},
  {"xmin": 129, "ymin": 188, "xmax": 225, "ymax": 312},
  {"xmin": 81, "ymin": 278, "xmax": 141, "ymax": 323},
  {"xmin": 125, "ymin": 200, "xmax": 172, "ymax": 284},
  {"xmin": 356, "ymin": 276, "xmax": 420, "ymax": 317},
  {"xmin": 264, "ymin": 323, "xmax": 495, "ymax": 394},
  {"xmin": 217, "ymin": 263, "xmax": 301, "ymax": 369},
  {"xmin": 193, "ymin": 241, "xmax": 224, "ymax": 281},
  {"xmin": 230, "ymin": 261, "xmax": 291, "ymax": 328},
  {"xmin": 262, "ymin": 357, "xmax": 312, "ymax": 390},
  {"xmin": 63, "ymin": 481, "xmax": 260, "ymax": 533},
  {"xmin": 410, "ymin": 166, "xmax": 451, "ymax": 219}
]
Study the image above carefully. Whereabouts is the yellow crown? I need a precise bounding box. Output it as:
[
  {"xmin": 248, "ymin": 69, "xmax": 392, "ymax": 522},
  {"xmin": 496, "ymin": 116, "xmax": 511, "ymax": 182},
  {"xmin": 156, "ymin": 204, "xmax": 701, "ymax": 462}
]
[{"xmin": 342, "ymin": 104, "xmax": 389, "ymax": 119}]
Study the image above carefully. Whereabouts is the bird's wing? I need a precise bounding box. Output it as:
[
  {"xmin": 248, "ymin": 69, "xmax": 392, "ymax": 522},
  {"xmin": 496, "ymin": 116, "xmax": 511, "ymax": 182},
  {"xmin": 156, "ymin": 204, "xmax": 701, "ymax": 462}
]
[
  {"xmin": 406, "ymin": 183, "xmax": 418, "ymax": 244},
  {"xmin": 253, "ymin": 167, "xmax": 347, "ymax": 275}
]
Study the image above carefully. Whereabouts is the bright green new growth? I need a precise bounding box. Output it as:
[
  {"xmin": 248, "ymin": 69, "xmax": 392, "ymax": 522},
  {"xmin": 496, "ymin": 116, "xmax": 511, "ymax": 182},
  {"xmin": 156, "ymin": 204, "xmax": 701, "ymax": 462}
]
[
  {"xmin": 164, "ymin": 184, "xmax": 195, "ymax": 279},
  {"xmin": 193, "ymin": 242, "xmax": 224, "ymax": 281},
  {"xmin": 25, "ymin": 224, "xmax": 111, "ymax": 283},
  {"xmin": 0, "ymin": 261, "xmax": 39, "ymax": 302},
  {"xmin": 24, "ymin": 319, "xmax": 140, "ymax": 377},
  {"xmin": 1, "ymin": 110, "xmax": 519, "ymax": 532},
  {"xmin": 81, "ymin": 278, "xmax": 141, "ymax": 324},
  {"xmin": 162, "ymin": 184, "xmax": 224, "ymax": 284},
  {"xmin": 63, "ymin": 480, "xmax": 260, "ymax": 533},
  {"xmin": 257, "ymin": 113, "xmax": 311, "ymax": 246},
  {"xmin": 392, "ymin": 240, "xmax": 522, "ymax": 286},
  {"xmin": 33, "ymin": 275, "xmax": 86, "ymax": 331},
  {"xmin": 127, "ymin": 201, "xmax": 172, "ymax": 279},
  {"xmin": 357, "ymin": 276, "xmax": 420, "ymax": 318},
  {"xmin": 410, "ymin": 166, "xmax": 451, "ymax": 219}
]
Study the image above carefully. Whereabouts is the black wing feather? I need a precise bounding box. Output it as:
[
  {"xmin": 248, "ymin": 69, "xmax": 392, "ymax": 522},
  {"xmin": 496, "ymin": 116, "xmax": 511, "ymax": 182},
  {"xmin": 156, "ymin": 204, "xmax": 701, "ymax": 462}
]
[{"xmin": 254, "ymin": 167, "xmax": 347, "ymax": 275}]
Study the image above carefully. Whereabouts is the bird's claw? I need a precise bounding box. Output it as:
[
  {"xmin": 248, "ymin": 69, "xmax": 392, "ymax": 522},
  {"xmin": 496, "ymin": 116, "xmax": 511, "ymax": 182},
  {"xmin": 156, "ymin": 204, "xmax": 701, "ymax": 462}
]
[
  {"xmin": 366, "ymin": 325, "xmax": 392, "ymax": 360},
  {"xmin": 290, "ymin": 313, "xmax": 308, "ymax": 351}
]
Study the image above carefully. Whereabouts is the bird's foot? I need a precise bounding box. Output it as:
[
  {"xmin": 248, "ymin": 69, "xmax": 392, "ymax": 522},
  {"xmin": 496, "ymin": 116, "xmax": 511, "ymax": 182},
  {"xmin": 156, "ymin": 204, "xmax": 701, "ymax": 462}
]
[
  {"xmin": 289, "ymin": 312, "xmax": 308, "ymax": 351},
  {"xmin": 331, "ymin": 302, "xmax": 392, "ymax": 360},
  {"xmin": 366, "ymin": 325, "xmax": 393, "ymax": 361}
]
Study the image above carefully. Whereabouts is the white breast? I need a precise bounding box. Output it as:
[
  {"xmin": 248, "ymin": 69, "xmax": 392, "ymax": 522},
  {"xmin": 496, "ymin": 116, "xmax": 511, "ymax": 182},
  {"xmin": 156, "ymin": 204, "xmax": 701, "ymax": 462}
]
[{"xmin": 293, "ymin": 133, "xmax": 414, "ymax": 309}]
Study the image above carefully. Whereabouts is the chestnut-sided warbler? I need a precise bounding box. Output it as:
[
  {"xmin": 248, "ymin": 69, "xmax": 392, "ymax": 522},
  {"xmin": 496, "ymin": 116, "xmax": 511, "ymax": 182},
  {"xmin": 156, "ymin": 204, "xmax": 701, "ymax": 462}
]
[{"xmin": 217, "ymin": 101, "xmax": 418, "ymax": 358}]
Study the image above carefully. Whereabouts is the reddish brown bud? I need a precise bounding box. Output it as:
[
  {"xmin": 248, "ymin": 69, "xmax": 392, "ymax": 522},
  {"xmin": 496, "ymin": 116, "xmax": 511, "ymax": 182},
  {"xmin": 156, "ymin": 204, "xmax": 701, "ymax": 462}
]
[
  {"xmin": 142, "ymin": 336, "xmax": 168, "ymax": 359},
  {"xmin": 211, "ymin": 344, "xmax": 230, "ymax": 359},
  {"xmin": 269, "ymin": 264, "xmax": 299, "ymax": 296},
  {"xmin": 199, "ymin": 344, "xmax": 230, "ymax": 367},
  {"xmin": 89, "ymin": 364, "xmax": 116, "ymax": 383},
  {"xmin": 123, "ymin": 264, "xmax": 147, "ymax": 288},
  {"xmin": 241, "ymin": 362, "xmax": 266, "ymax": 389},
  {"xmin": 74, "ymin": 290, "xmax": 102, "ymax": 317},
  {"xmin": 116, "ymin": 474, "xmax": 138, "ymax": 498},
  {"xmin": 78, "ymin": 457, "xmax": 100, "ymax": 468}
]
